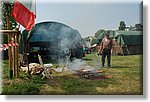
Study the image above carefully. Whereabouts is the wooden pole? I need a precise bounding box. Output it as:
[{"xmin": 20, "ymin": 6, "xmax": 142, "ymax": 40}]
[
  {"xmin": 14, "ymin": 31, "xmax": 19, "ymax": 78},
  {"xmin": 12, "ymin": 33, "xmax": 16, "ymax": 77},
  {"xmin": 15, "ymin": 32, "xmax": 19, "ymax": 78},
  {"xmin": 6, "ymin": 15, "xmax": 13, "ymax": 79},
  {"xmin": 27, "ymin": 39, "xmax": 31, "ymax": 79},
  {"xmin": 8, "ymin": 34, "xmax": 13, "ymax": 79}
]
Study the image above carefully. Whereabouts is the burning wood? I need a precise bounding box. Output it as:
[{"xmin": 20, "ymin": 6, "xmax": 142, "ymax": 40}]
[{"xmin": 75, "ymin": 66, "xmax": 112, "ymax": 80}]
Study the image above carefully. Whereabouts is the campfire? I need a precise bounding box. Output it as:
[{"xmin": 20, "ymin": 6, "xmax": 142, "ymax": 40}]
[
  {"xmin": 75, "ymin": 66, "xmax": 112, "ymax": 80},
  {"xmin": 19, "ymin": 57, "xmax": 112, "ymax": 80}
]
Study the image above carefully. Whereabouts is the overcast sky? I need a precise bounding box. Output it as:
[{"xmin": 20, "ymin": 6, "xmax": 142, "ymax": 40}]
[{"xmin": 35, "ymin": 0, "xmax": 142, "ymax": 37}]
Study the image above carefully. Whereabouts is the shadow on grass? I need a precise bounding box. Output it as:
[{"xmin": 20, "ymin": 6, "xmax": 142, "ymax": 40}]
[
  {"xmin": 83, "ymin": 58, "xmax": 92, "ymax": 61},
  {"xmin": 111, "ymin": 66, "xmax": 131, "ymax": 68}
]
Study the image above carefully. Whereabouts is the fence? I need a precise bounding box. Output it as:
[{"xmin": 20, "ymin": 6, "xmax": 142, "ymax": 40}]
[{"xmin": 0, "ymin": 30, "xmax": 20, "ymax": 79}]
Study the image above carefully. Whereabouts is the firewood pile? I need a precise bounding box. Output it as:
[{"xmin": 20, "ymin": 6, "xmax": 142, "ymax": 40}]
[{"xmin": 20, "ymin": 63, "xmax": 44, "ymax": 75}]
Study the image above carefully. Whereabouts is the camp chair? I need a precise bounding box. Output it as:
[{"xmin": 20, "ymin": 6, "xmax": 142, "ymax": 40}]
[{"xmin": 38, "ymin": 54, "xmax": 53, "ymax": 79}]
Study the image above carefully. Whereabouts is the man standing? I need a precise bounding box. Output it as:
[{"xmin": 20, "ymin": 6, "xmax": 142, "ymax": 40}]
[{"xmin": 98, "ymin": 32, "xmax": 113, "ymax": 68}]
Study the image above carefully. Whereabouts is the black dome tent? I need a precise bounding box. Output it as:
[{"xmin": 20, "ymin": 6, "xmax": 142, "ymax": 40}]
[{"xmin": 19, "ymin": 21, "xmax": 83, "ymax": 63}]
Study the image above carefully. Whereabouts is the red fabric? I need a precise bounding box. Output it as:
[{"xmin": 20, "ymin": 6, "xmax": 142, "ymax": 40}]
[{"xmin": 11, "ymin": 1, "xmax": 36, "ymax": 30}]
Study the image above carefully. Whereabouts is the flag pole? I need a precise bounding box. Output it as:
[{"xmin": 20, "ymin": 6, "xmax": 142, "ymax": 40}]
[{"xmin": 27, "ymin": 0, "xmax": 36, "ymax": 78}]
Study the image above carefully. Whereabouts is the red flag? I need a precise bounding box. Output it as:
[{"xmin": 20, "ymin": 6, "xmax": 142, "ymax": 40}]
[{"xmin": 11, "ymin": 0, "xmax": 36, "ymax": 30}]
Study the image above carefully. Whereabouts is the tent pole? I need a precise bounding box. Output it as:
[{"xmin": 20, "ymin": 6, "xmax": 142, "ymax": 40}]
[{"xmin": 126, "ymin": 45, "xmax": 130, "ymax": 55}]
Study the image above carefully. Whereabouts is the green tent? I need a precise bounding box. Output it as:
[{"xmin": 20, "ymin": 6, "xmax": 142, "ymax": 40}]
[
  {"xmin": 95, "ymin": 30, "xmax": 142, "ymax": 46},
  {"xmin": 94, "ymin": 30, "xmax": 143, "ymax": 55},
  {"xmin": 115, "ymin": 31, "xmax": 143, "ymax": 46},
  {"xmin": 95, "ymin": 30, "xmax": 116, "ymax": 44}
]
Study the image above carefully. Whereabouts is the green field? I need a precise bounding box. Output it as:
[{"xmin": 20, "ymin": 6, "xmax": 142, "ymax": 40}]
[{"xmin": 1, "ymin": 54, "xmax": 143, "ymax": 95}]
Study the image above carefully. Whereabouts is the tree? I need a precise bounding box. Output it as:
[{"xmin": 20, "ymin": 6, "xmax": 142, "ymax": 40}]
[
  {"xmin": 118, "ymin": 21, "xmax": 126, "ymax": 31},
  {"xmin": 0, "ymin": 0, "xmax": 17, "ymax": 30},
  {"xmin": 135, "ymin": 23, "xmax": 143, "ymax": 31},
  {"xmin": 0, "ymin": 0, "xmax": 18, "ymax": 44}
]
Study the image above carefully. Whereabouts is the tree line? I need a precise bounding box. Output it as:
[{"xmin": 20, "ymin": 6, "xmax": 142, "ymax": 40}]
[{"xmin": 118, "ymin": 21, "xmax": 143, "ymax": 31}]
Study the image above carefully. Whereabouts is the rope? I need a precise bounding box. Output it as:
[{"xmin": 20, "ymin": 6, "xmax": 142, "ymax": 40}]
[{"xmin": 0, "ymin": 43, "xmax": 18, "ymax": 51}]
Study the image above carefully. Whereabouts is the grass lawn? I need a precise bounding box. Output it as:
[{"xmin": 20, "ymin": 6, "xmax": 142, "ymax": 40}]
[{"xmin": 0, "ymin": 53, "xmax": 143, "ymax": 95}]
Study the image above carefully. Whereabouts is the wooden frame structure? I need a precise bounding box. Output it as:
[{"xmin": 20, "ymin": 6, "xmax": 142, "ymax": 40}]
[{"xmin": 0, "ymin": 30, "xmax": 20, "ymax": 79}]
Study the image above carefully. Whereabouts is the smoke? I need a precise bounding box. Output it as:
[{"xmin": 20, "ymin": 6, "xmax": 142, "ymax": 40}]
[
  {"xmin": 68, "ymin": 59, "xmax": 86, "ymax": 70},
  {"xmin": 28, "ymin": 21, "xmax": 82, "ymax": 63},
  {"xmin": 30, "ymin": 22, "xmax": 81, "ymax": 63}
]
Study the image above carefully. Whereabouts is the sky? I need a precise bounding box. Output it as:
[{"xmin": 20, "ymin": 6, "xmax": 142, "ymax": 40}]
[{"xmin": 34, "ymin": 0, "xmax": 142, "ymax": 37}]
